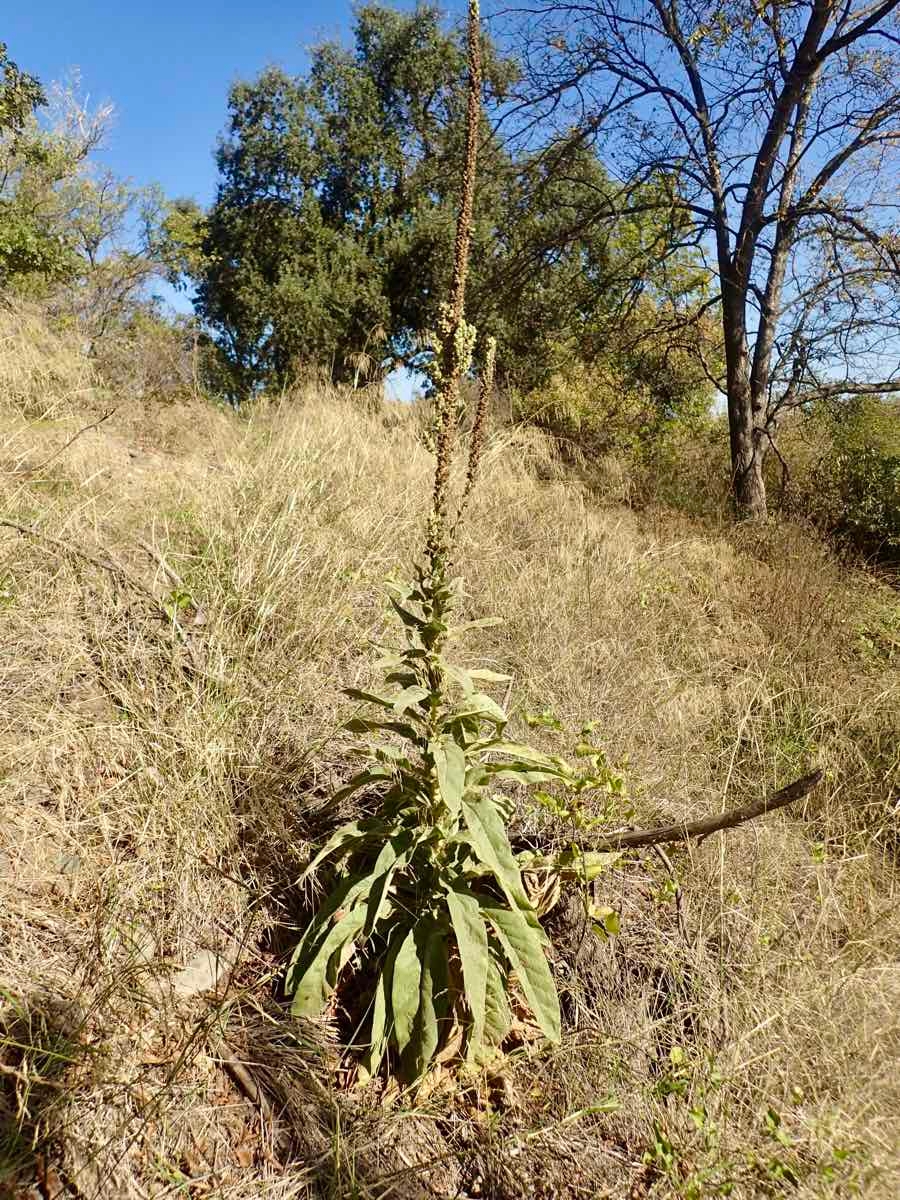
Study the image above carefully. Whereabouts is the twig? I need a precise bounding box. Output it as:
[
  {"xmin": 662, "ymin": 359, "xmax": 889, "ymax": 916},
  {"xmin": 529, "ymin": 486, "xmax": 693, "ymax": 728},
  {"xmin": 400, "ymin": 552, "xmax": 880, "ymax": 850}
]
[
  {"xmin": 10, "ymin": 408, "xmax": 116, "ymax": 476},
  {"xmin": 652, "ymin": 845, "xmax": 687, "ymax": 942},
  {"xmin": 589, "ymin": 770, "xmax": 824, "ymax": 852},
  {"xmin": 1, "ymin": 519, "xmax": 140, "ymax": 583},
  {"xmin": 0, "ymin": 519, "xmax": 202, "ymax": 674},
  {"xmin": 137, "ymin": 537, "xmax": 185, "ymax": 589},
  {"xmin": 212, "ymin": 1039, "xmax": 292, "ymax": 1155},
  {"xmin": 213, "ymin": 1039, "xmax": 268, "ymax": 1110}
]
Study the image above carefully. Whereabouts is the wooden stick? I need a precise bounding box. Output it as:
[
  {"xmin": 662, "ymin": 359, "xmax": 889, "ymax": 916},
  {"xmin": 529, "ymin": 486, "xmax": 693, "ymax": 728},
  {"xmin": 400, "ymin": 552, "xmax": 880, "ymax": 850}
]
[
  {"xmin": 0, "ymin": 519, "xmax": 201, "ymax": 674},
  {"xmin": 11, "ymin": 408, "xmax": 116, "ymax": 475},
  {"xmin": 589, "ymin": 769, "xmax": 823, "ymax": 851},
  {"xmin": 138, "ymin": 537, "xmax": 186, "ymax": 590}
]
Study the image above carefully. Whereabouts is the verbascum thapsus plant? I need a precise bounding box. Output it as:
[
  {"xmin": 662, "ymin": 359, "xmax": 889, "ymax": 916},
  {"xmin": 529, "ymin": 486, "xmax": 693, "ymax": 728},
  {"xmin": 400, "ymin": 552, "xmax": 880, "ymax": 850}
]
[{"xmin": 287, "ymin": 0, "xmax": 626, "ymax": 1081}]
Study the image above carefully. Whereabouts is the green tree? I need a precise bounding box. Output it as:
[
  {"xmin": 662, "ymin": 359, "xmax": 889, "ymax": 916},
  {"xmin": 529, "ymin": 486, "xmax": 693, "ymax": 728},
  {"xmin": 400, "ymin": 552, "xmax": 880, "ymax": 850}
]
[
  {"xmin": 0, "ymin": 43, "xmax": 68, "ymax": 281},
  {"xmin": 0, "ymin": 69, "xmax": 184, "ymax": 356},
  {"xmin": 0, "ymin": 42, "xmax": 43, "ymax": 138},
  {"xmin": 186, "ymin": 4, "xmax": 513, "ymax": 394},
  {"xmin": 184, "ymin": 3, "xmax": 712, "ymax": 403}
]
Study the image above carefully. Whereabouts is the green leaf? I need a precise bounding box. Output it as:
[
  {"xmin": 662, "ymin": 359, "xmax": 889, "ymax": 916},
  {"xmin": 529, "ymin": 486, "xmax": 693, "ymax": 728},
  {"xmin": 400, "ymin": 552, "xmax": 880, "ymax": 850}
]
[
  {"xmin": 393, "ymin": 684, "xmax": 430, "ymax": 715},
  {"xmin": 344, "ymin": 688, "xmax": 394, "ymax": 709},
  {"xmin": 484, "ymin": 764, "xmax": 565, "ymax": 785},
  {"xmin": 518, "ymin": 849, "xmax": 622, "ymax": 882},
  {"xmin": 468, "ymin": 668, "xmax": 511, "ymax": 683},
  {"xmin": 384, "ymin": 670, "xmax": 419, "ymax": 688},
  {"xmin": 289, "ymin": 901, "xmax": 367, "ymax": 1017},
  {"xmin": 481, "ymin": 901, "xmax": 560, "ymax": 1043},
  {"xmin": 454, "ymin": 693, "xmax": 508, "ymax": 724},
  {"xmin": 404, "ymin": 921, "xmax": 449, "ymax": 1080},
  {"xmin": 524, "ymin": 710, "xmax": 564, "ymax": 731},
  {"xmin": 330, "ymin": 767, "xmax": 394, "ymax": 806},
  {"xmin": 474, "ymin": 740, "xmax": 561, "ymax": 767},
  {"xmin": 345, "ymin": 716, "xmax": 424, "ymax": 738},
  {"xmin": 483, "ymin": 948, "xmax": 511, "ymax": 1048},
  {"xmin": 461, "ymin": 793, "xmax": 535, "ymax": 919},
  {"xmin": 390, "ymin": 597, "xmax": 427, "ymax": 630},
  {"xmin": 288, "ymin": 869, "xmax": 374, "ymax": 983},
  {"xmin": 445, "ymin": 886, "xmax": 488, "ymax": 1055},
  {"xmin": 592, "ymin": 908, "xmax": 620, "ymax": 938},
  {"xmin": 390, "ymin": 927, "xmax": 421, "ymax": 1056},
  {"xmin": 363, "ymin": 932, "xmax": 403, "ymax": 1075},
  {"xmin": 299, "ymin": 817, "xmax": 390, "ymax": 881},
  {"xmin": 444, "ymin": 664, "xmax": 475, "ymax": 694},
  {"xmin": 448, "ymin": 617, "xmax": 503, "ymax": 636},
  {"xmin": 432, "ymin": 736, "xmax": 467, "ymax": 818},
  {"xmin": 373, "ymin": 744, "xmax": 412, "ymax": 766},
  {"xmin": 364, "ymin": 830, "xmax": 415, "ymax": 935}
]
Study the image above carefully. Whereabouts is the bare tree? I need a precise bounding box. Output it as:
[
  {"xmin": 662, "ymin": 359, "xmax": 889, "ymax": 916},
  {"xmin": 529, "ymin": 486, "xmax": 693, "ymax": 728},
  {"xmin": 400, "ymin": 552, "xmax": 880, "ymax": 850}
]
[{"xmin": 508, "ymin": 0, "xmax": 900, "ymax": 517}]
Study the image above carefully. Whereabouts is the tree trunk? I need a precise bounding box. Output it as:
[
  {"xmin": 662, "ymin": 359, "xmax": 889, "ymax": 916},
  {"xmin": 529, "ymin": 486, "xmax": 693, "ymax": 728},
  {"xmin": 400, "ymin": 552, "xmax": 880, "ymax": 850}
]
[
  {"xmin": 722, "ymin": 285, "xmax": 768, "ymax": 521},
  {"xmin": 732, "ymin": 435, "xmax": 768, "ymax": 520}
]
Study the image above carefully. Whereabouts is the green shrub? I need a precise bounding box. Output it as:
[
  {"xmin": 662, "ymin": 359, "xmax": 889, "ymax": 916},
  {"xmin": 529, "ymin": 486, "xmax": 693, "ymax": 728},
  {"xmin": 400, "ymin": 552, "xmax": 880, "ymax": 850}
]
[{"xmin": 777, "ymin": 397, "xmax": 900, "ymax": 559}]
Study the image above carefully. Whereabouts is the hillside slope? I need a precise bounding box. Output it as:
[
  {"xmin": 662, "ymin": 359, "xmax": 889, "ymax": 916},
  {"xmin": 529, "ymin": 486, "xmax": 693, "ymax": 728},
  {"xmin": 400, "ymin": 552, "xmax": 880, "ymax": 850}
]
[{"xmin": 1, "ymin": 354, "xmax": 899, "ymax": 1198}]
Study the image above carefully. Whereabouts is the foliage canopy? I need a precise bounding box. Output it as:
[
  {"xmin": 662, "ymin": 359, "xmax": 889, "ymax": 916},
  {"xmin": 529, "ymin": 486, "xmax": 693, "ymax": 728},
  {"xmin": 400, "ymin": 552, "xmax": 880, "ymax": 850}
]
[{"xmin": 173, "ymin": 3, "xmax": 712, "ymax": 404}]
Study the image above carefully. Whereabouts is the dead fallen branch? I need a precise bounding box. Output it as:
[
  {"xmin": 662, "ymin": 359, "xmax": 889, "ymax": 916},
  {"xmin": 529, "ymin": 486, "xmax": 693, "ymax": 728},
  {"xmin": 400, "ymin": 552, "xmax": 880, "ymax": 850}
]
[
  {"xmin": 0, "ymin": 519, "xmax": 203, "ymax": 676},
  {"xmin": 590, "ymin": 769, "xmax": 824, "ymax": 851},
  {"xmin": 138, "ymin": 537, "xmax": 186, "ymax": 589},
  {"xmin": 9, "ymin": 408, "xmax": 116, "ymax": 476}
]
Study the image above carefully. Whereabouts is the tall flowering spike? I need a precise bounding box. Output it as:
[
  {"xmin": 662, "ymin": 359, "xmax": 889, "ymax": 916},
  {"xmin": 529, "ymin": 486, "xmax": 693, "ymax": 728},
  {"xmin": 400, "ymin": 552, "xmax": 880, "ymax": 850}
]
[{"xmin": 427, "ymin": 0, "xmax": 482, "ymax": 570}]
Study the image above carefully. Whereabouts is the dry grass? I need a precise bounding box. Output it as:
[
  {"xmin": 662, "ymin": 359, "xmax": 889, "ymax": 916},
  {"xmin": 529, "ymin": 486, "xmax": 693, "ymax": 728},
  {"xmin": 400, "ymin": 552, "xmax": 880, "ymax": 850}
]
[{"xmin": 1, "ymin": 352, "xmax": 898, "ymax": 1198}]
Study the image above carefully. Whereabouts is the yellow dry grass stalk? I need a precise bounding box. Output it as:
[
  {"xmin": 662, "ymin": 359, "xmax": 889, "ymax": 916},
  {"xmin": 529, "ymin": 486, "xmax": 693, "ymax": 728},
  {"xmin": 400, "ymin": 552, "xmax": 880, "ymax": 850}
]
[{"xmin": 0, "ymin": 300, "xmax": 99, "ymax": 419}]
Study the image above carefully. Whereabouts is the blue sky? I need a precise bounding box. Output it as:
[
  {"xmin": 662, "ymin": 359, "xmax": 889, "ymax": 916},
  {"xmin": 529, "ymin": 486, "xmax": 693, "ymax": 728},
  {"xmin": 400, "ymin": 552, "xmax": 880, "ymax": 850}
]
[{"xmin": 5, "ymin": 1, "xmax": 425, "ymax": 207}]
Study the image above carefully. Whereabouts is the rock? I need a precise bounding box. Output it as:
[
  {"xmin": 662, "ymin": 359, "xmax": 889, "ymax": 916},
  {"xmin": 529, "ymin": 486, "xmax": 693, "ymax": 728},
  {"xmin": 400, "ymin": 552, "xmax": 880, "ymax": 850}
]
[
  {"xmin": 55, "ymin": 852, "xmax": 82, "ymax": 875},
  {"xmin": 172, "ymin": 947, "xmax": 234, "ymax": 997}
]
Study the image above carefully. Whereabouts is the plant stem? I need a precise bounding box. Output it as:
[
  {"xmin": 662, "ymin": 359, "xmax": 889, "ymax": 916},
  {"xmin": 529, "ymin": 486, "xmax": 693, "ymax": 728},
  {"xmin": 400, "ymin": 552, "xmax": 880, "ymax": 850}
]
[{"xmin": 427, "ymin": 0, "xmax": 482, "ymax": 569}]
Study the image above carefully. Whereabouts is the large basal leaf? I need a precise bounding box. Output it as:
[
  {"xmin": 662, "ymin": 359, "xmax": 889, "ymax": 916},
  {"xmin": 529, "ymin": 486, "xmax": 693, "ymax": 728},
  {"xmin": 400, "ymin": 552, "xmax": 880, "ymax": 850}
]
[
  {"xmin": 289, "ymin": 900, "xmax": 367, "ymax": 1017},
  {"xmin": 390, "ymin": 927, "xmax": 421, "ymax": 1057},
  {"xmin": 288, "ymin": 866, "xmax": 380, "ymax": 1006},
  {"xmin": 480, "ymin": 901, "xmax": 560, "ymax": 1043},
  {"xmin": 445, "ymin": 885, "xmax": 488, "ymax": 1054},
  {"xmin": 363, "ymin": 830, "xmax": 415, "ymax": 935},
  {"xmin": 483, "ymin": 948, "xmax": 512, "ymax": 1049},
  {"xmin": 298, "ymin": 816, "xmax": 391, "ymax": 881},
  {"xmin": 404, "ymin": 921, "xmax": 450, "ymax": 1081},
  {"xmin": 461, "ymin": 792, "xmax": 535, "ymax": 920},
  {"xmin": 288, "ymin": 871, "xmax": 368, "ymax": 970},
  {"xmin": 432, "ymin": 736, "xmax": 467, "ymax": 818},
  {"xmin": 363, "ymin": 930, "xmax": 404, "ymax": 1076}
]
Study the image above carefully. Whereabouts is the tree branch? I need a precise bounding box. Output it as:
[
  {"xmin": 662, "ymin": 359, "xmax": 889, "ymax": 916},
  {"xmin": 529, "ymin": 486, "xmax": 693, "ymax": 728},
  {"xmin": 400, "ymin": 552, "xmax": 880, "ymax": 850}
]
[
  {"xmin": 587, "ymin": 769, "xmax": 824, "ymax": 851},
  {"xmin": 6, "ymin": 409, "xmax": 116, "ymax": 477}
]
